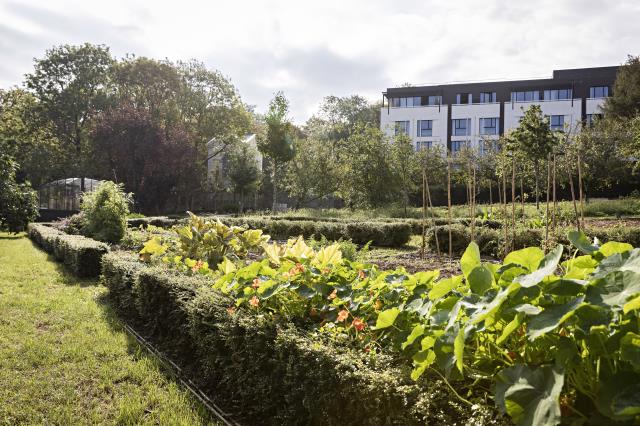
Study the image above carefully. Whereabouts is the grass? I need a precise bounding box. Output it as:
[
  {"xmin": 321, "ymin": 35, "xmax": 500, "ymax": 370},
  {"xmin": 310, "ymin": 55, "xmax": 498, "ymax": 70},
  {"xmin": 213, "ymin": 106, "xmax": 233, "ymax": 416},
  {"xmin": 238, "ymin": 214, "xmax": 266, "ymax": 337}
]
[{"xmin": 0, "ymin": 232, "xmax": 217, "ymax": 425}]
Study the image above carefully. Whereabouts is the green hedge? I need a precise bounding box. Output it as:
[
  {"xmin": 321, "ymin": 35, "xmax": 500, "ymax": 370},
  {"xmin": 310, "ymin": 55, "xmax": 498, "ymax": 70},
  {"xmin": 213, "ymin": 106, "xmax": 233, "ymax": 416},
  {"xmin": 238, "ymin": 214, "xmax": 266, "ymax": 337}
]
[
  {"xmin": 28, "ymin": 223, "xmax": 109, "ymax": 277},
  {"xmin": 426, "ymin": 224, "xmax": 640, "ymax": 257},
  {"xmin": 101, "ymin": 255, "xmax": 503, "ymax": 425}
]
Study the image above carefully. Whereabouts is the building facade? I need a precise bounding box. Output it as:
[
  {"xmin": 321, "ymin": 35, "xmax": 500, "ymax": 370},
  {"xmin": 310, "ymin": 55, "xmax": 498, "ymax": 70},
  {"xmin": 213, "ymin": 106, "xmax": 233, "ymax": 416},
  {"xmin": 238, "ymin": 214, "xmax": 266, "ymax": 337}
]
[{"xmin": 380, "ymin": 66, "xmax": 618, "ymax": 153}]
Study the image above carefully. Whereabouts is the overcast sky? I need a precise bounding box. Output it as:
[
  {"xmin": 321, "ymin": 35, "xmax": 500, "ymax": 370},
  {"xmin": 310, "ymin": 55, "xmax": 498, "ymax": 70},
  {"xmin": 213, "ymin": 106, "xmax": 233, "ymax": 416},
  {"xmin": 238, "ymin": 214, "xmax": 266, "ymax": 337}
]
[{"xmin": 0, "ymin": 0, "xmax": 638, "ymax": 123}]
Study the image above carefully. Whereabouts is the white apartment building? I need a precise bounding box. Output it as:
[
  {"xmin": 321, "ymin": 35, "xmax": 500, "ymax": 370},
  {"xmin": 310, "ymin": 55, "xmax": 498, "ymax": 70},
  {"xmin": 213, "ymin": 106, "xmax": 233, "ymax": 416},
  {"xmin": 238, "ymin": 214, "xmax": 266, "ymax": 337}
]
[{"xmin": 380, "ymin": 66, "xmax": 618, "ymax": 153}]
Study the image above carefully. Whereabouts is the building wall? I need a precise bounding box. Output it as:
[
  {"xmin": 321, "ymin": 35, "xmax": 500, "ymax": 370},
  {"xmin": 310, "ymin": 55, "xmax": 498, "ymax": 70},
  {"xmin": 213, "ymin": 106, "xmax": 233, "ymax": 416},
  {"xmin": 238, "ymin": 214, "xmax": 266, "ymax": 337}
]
[{"xmin": 380, "ymin": 66, "xmax": 616, "ymax": 152}]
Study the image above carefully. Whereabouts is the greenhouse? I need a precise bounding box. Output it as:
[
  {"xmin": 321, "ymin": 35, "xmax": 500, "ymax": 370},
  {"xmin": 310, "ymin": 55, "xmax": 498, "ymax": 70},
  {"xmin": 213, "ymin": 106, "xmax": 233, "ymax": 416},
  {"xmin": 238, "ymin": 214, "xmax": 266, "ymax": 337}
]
[{"xmin": 38, "ymin": 178, "xmax": 102, "ymax": 211}]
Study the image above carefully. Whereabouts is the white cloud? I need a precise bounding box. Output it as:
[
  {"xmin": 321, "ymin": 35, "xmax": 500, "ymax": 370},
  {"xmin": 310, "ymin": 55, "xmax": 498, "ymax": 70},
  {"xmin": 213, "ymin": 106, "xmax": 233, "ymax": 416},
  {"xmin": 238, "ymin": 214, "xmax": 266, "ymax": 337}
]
[{"xmin": 0, "ymin": 0, "xmax": 638, "ymax": 123}]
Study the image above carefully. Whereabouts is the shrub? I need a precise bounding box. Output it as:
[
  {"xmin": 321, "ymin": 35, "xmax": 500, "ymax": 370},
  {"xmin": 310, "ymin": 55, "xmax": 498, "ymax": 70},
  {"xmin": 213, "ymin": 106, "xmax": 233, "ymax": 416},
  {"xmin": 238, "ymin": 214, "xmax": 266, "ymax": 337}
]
[
  {"xmin": 51, "ymin": 212, "xmax": 87, "ymax": 235},
  {"xmin": 0, "ymin": 152, "xmax": 38, "ymax": 232},
  {"xmin": 100, "ymin": 257, "xmax": 502, "ymax": 425},
  {"xmin": 28, "ymin": 223, "xmax": 108, "ymax": 277},
  {"xmin": 82, "ymin": 181, "xmax": 132, "ymax": 243}
]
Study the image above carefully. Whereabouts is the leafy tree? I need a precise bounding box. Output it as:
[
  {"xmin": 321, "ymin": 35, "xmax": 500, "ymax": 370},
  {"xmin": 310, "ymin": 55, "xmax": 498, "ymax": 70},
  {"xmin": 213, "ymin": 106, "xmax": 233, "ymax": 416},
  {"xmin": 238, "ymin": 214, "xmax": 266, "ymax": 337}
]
[
  {"xmin": 25, "ymin": 43, "xmax": 114, "ymax": 175},
  {"xmin": 312, "ymin": 95, "xmax": 380, "ymax": 142},
  {"xmin": 604, "ymin": 55, "xmax": 640, "ymax": 120},
  {"xmin": 227, "ymin": 142, "xmax": 262, "ymax": 213},
  {"xmin": 0, "ymin": 89, "xmax": 63, "ymax": 187},
  {"xmin": 390, "ymin": 133, "xmax": 418, "ymax": 215},
  {"xmin": 509, "ymin": 105, "xmax": 557, "ymax": 208},
  {"xmin": 0, "ymin": 152, "xmax": 38, "ymax": 232},
  {"xmin": 91, "ymin": 102, "xmax": 198, "ymax": 213},
  {"xmin": 81, "ymin": 181, "xmax": 132, "ymax": 243},
  {"xmin": 284, "ymin": 137, "xmax": 342, "ymax": 208},
  {"xmin": 339, "ymin": 126, "xmax": 396, "ymax": 208},
  {"xmin": 258, "ymin": 92, "xmax": 295, "ymax": 211}
]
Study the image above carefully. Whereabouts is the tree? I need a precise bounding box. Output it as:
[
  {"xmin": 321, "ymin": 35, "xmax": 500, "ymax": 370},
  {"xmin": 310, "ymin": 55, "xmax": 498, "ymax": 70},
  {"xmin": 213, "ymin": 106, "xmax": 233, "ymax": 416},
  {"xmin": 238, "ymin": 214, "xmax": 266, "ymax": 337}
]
[
  {"xmin": 258, "ymin": 92, "xmax": 295, "ymax": 211},
  {"xmin": 0, "ymin": 89, "xmax": 63, "ymax": 187},
  {"xmin": 0, "ymin": 152, "xmax": 38, "ymax": 232},
  {"xmin": 338, "ymin": 126, "xmax": 396, "ymax": 208},
  {"xmin": 604, "ymin": 55, "xmax": 640, "ymax": 120},
  {"xmin": 509, "ymin": 105, "xmax": 557, "ymax": 209},
  {"xmin": 227, "ymin": 143, "xmax": 261, "ymax": 213},
  {"xmin": 390, "ymin": 133, "xmax": 418, "ymax": 215},
  {"xmin": 25, "ymin": 43, "xmax": 114, "ymax": 175},
  {"xmin": 284, "ymin": 137, "xmax": 342, "ymax": 208},
  {"xmin": 91, "ymin": 102, "xmax": 199, "ymax": 213}
]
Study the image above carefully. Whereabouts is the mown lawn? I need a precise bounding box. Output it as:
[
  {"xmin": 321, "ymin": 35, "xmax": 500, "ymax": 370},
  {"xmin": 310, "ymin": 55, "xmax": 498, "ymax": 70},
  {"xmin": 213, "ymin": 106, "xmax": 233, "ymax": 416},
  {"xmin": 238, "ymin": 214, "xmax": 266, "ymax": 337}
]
[{"xmin": 0, "ymin": 232, "xmax": 217, "ymax": 425}]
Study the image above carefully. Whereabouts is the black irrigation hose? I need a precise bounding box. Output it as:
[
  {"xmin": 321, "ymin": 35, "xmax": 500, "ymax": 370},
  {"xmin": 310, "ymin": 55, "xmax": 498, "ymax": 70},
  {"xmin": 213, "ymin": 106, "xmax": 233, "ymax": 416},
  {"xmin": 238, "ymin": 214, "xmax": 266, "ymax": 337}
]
[{"xmin": 122, "ymin": 323, "xmax": 240, "ymax": 426}]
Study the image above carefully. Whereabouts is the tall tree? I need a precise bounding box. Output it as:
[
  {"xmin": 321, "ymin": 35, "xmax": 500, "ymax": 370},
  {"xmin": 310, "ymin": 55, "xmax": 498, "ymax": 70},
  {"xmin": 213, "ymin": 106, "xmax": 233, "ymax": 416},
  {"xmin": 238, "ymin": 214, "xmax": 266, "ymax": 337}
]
[
  {"xmin": 391, "ymin": 133, "xmax": 418, "ymax": 216},
  {"xmin": 338, "ymin": 126, "xmax": 396, "ymax": 208},
  {"xmin": 509, "ymin": 105, "xmax": 556, "ymax": 209},
  {"xmin": 258, "ymin": 92, "xmax": 295, "ymax": 211},
  {"xmin": 25, "ymin": 43, "xmax": 114, "ymax": 175},
  {"xmin": 226, "ymin": 142, "xmax": 262, "ymax": 213},
  {"xmin": 604, "ymin": 55, "xmax": 640, "ymax": 120}
]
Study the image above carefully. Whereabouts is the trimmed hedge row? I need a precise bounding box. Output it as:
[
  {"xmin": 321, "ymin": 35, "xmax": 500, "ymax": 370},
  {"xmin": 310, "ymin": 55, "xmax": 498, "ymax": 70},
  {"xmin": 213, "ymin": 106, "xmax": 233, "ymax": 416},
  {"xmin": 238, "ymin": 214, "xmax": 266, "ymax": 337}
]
[
  {"xmin": 28, "ymin": 223, "xmax": 109, "ymax": 277},
  {"xmin": 128, "ymin": 216, "xmax": 412, "ymax": 247},
  {"xmin": 101, "ymin": 252, "xmax": 503, "ymax": 425},
  {"xmin": 427, "ymin": 224, "xmax": 640, "ymax": 257}
]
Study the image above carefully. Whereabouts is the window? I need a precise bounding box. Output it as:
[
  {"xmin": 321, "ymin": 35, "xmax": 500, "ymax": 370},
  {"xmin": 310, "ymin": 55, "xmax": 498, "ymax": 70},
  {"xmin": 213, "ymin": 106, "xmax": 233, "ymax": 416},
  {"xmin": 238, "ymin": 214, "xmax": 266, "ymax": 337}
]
[
  {"xmin": 550, "ymin": 115, "xmax": 564, "ymax": 131},
  {"xmin": 417, "ymin": 120, "xmax": 433, "ymax": 137},
  {"xmin": 416, "ymin": 141, "xmax": 433, "ymax": 151},
  {"xmin": 479, "ymin": 140, "xmax": 499, "ymax": 155},
  {"xmin": 479, "ymin": 117, "xmax": 499, "ymax": 135},
  {"xmin": 391, "ymin": 97, "xmax": 422, "ymax": 107},
  {"xmin": 479, "ymin": 92, "xmax": 496, "ymax": 103},
  {"xmin": 452, "ymin": 118, "xmax": 471, "ymax": 136},
  {"xmin": 395, "ymin": 121, "xmax": 410, "ymax": 135},
  {"xmin": 544, "ymin": 89, "xmax": 572, "ymax": 100},
  {"xmin": 586, "ymin": 114, "xmax": 603, "ymax": 126},
  {"xmin": 455, "ymin": 93, "xmax": 471, "ymax": 104},
  {"xmin": 427, "ymin": 95, "xmax": 442, "ymax": 106},
  {"xmin": 511, "ymin": 91, "xmax": 539, "ymax": 102},
  {"xmin": 590, "ymin": 86, "xmax": 609, "ymax": 98},
  {"xmin": 451, "ymin": 140, "xmax": 468, "ymax": 153}
]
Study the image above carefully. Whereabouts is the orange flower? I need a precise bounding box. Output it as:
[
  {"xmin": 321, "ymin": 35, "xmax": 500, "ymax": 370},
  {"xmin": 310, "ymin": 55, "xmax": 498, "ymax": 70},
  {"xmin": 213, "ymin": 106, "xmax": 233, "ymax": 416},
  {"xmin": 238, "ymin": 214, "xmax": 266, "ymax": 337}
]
[
  {"xmin": 358, "ymin": 270, "xmax": 366, "ymax": 279},
  {"xmin": 352, "ymin": 318, "xmax": 366, "ymax": 331},
  {"xmin": 289, "ymin": 263, "xmax": 305, "ymax": 275},
  {"xmin": 191, "ymin": 260, "xmax": 204, "ymax": 272},
  {"xmin": 226, "ymin": 306, "xmax": 236, "ymax": 315},
  {"xmin": 322, "ymin": 268, "xmax": 331, "ymax": 275},
  {"xmin": 328, "ymin": 289, "xmax": 337, "ymax": 300},
  {"xmin": 251, "ymin": 278, "xmax": 262, "ymax": 289},
  {"xmin": 337, "ymin": 309, "xmax": 349, "ymax": 322},
  {"xmin": 249, "ymin": 296, "xmax": 259, "ymax": 307}
]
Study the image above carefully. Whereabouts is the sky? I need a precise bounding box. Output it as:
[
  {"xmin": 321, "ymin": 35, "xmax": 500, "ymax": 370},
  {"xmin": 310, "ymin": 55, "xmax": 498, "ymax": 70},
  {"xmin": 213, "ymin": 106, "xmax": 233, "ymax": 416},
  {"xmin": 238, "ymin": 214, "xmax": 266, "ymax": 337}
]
[{"xmin": 0, "ymin": 0, "xmax": 638, "ymax": 123}]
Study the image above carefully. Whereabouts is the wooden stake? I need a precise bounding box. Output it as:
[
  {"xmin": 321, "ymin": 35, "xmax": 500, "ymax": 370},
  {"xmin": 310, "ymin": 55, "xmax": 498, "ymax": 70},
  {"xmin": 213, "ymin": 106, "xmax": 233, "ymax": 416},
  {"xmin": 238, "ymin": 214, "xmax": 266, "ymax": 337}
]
[{"xmin": 447, "ymin": 155, "xmax": 453, "ymax": 259}]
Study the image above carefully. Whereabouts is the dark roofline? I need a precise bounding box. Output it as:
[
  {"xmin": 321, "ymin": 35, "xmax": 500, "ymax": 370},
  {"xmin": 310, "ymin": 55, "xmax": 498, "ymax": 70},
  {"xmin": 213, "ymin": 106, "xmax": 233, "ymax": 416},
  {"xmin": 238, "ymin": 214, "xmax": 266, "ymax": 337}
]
[{"xmin": 384, "ymin": 66, "xmax": 619, "ymax": 97}]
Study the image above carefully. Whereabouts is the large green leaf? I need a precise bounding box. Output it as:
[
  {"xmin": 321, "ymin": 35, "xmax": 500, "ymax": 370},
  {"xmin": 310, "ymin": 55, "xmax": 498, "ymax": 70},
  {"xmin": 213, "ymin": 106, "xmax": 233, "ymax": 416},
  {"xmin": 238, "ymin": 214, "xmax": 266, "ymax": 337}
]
[
  {"xmin": 495, "ymin": 364, "xmax": 564, "ymax": 426},
  {"xmin": 595, "ymin": 371, "xmax": 640, "ymax": 420},
  {"xmin": 586, "ymin": 270, "xmax": 640, "ymax": 310},
  {"xmin": 598, "ymin": 241, "xmax": 633, "ymax": 258},
  {"xmin": 504, "ymin": 247, "xmax": 545, "ymax": 272},
  {"xmin": 373, "ymin": 307, "xmax": 400, "ymax": 329},
  {"xmin": 527, "ymin": 296, "xmax": 584, "ymax": 340},
  {"xmin": 568, "ymin": 230, "xmax": 599, "ymax": 254},
  {"xmin": 402, "ymin": 324, "xmax": 425, "ymax": 350},
  {"xmin": 592, "ymin": 249, "xmax": 640, "ymax": 279},
  {"xmin": 620, "ymin": 332, "xmax": 640, "ymax": 369},
  {"xmin": 468, "ymin": 265, "xmax": 493, "ymax": 295},
  {"xmin": 428, "ymin": 275, "xmax": 462, "ymax": 300},
  {"xmin": 468, "ymin": 282, "xmax": 521, "ymax": 325},
  {"xmin": 461, "ymin": 242, "xmax": 481, "ymax": 278},
  {"xmin": 454, "ymin": 326, "xmax": 465, "ymax": 374},
  {"xmin": 514, "ymin": 246, "xmax": 563, "ymax": 288}
]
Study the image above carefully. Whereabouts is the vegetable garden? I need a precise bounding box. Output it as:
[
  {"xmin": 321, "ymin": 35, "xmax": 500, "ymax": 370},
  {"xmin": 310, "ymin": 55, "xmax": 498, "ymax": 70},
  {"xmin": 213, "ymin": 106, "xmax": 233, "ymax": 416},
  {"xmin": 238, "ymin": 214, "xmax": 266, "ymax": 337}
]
[{"xmin": 27, "ymin": 202, "xmax": 640, "ymax": 425}]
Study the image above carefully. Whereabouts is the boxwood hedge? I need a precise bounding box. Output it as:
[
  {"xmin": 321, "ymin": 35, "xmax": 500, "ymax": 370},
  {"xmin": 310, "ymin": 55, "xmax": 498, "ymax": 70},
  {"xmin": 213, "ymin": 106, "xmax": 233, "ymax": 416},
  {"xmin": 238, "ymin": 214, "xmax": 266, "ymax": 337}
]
[
  {"xmin": 28, "ymin": 223, "xmax": 109, "ymax": 277},
  {"xmin": 101, "ymin": 253, "xmax": 504, "ymax": 425}
]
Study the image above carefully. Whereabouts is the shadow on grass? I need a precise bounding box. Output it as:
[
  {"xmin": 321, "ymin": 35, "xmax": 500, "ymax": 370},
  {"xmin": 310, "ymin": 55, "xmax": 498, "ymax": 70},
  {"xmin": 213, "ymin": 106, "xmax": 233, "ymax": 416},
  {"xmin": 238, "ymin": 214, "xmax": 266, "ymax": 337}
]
[{"xmin": 0, "ymin": 233, "xmax": 25, "ymax": 240}]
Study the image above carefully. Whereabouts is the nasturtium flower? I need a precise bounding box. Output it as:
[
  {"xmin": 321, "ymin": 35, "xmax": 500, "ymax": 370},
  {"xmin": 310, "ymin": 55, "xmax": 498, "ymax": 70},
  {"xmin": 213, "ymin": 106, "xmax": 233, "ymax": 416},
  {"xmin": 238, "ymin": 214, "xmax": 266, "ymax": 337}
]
[
  {"xmin": 251, "ymin": 278, "xmax": 262, "ymax": 289},
  {"xmin": 337, "ymin": 309, "xmax": 349, "ymax": 322},
  {"xmin": 328, "ymin": 289, "xmax": 337, "ymax": 300},
  {"xmin": 249, "ymin": 296, "xmax": 260, "ymax": 307},
  {"xmin": 352, "ymin": 318, "xmax": 366, "ymax": 331},
  {"xmin": 191, "ymin": 260, "xmax": 204, "ymax": 272},
  {"xmin": 226, "ymin": 306, "xmax": 236, "ymax": 315},
  {"xmin": 358, "ymin": 270, "xmax": 366, "ymax": 280}
]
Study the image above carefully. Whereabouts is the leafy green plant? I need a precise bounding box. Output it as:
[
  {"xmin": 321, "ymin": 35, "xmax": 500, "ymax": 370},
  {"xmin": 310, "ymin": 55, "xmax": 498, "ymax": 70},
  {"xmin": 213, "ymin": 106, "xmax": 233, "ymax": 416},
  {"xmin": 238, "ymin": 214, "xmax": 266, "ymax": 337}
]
[{"xmin": 81, "ymin": 181, "xmax": 132, "ymax": 243}]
